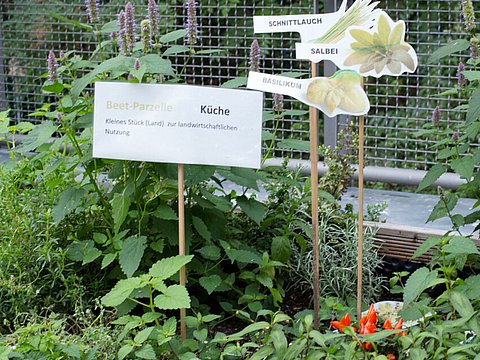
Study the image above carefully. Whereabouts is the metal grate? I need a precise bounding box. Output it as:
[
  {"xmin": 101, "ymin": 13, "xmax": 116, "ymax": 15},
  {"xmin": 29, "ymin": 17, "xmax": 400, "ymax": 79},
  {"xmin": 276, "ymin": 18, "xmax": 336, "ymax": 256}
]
[{"xmin": 0, "ymin": 0, "xmax": 477, "ymax": 173}]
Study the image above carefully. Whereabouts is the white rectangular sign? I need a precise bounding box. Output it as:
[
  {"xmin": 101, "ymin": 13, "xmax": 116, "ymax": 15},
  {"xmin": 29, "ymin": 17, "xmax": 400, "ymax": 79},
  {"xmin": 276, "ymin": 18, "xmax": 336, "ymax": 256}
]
[{"xmin": 93, "ymin": 82, "xmax": 264, "ymax": 168}]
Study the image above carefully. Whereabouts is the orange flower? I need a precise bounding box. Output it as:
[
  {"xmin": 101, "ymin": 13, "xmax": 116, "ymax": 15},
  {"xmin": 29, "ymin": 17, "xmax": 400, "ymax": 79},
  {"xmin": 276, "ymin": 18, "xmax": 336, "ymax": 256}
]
[
  {"xmin": 383, "ymin": 319, "xmax": 392, "ymax": 330},
  {"xmin": 386, "ymin": 354, "xmax": 396, "ymax": 360},
  {"xmin": 331, "ymin": 313, "xmax": 351, "ymax": 332},
  {"xmin": 393, "ymin": 318, "xmax": 406, "ymax": 336}
]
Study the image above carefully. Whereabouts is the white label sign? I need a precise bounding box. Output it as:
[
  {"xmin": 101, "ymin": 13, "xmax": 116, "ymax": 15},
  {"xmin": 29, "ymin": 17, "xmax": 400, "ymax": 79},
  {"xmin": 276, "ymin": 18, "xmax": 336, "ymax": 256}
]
[
  {"xmin": 247, "ymin": 71, "xmax": 369, "ymax": 117},
  {"xmin": 93, "ymin": 82, "xmax": 264, "ymax": 168}
]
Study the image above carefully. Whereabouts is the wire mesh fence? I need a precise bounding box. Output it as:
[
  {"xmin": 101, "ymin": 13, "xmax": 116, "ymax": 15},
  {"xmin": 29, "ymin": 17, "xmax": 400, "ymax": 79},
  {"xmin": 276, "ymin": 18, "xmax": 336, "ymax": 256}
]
[{"xmin": 0, "ymin": 0, "xmax": 476, "ymax": 173}]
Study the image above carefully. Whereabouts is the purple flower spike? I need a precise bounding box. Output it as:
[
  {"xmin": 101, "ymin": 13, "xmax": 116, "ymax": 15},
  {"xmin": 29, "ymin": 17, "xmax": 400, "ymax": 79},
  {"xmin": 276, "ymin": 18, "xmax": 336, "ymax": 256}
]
[
  {"xmin": 431, "ymin": 106, "xmax": 440, "ymax": 126},
  {"xmin": 134, "ymin": 58, "xmax": 141, "ymax": 70},
  {"xmin": 249, "ymin": 39, "xmax": 260, "ymax": 72},
  {"xmin": 451, "ymin": 132, "xmax": 460, "ymax": 141},
  {"xmin": 273, "ymin": 93, "xmax": 284, "ymax": 112},
  {"xmin": 47, "ymin": 49, "xmax": 58, "ymax": 82},
  {"xmin": 185, "ymin": 0, "xmax": 198, "ymax": 46},
  {"xmin": 118, "ymin": 10, "xmax": 127, "ymax": 55},
  {"xmin": 457, "ymin": 62, "xmax": 466, "ymax": 89},
  {"xmin": 148, "ymin": 0, "xmax": 159, "ymax": 39},
  {"xmin": 85, "ymin": 0, "xmax": 100, "ymax": 24},
  {"xmin": 124, "ymin": 2, "xmax": 136, "ymax": 55}
]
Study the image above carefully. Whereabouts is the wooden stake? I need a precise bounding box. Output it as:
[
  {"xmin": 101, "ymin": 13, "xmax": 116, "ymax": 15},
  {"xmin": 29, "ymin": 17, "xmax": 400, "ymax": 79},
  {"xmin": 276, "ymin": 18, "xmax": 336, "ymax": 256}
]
[
  {"xmin": 178, "ymin": 163, "xmax": 187, "ymax": 341},
  {"xmin": 357, "ymin": 113, "xmax": 365, "ymax": 321},
  {"xmin": 310, "ymin": 63, "xmax": 320, "ymax": 330}
]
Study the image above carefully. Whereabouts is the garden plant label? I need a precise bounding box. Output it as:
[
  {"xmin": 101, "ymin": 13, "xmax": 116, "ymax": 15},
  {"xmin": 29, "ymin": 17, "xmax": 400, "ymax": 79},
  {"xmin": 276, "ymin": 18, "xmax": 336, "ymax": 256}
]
[{"xmin": 93, "ymin": 82, "xmax": 264, "ymax": 168}]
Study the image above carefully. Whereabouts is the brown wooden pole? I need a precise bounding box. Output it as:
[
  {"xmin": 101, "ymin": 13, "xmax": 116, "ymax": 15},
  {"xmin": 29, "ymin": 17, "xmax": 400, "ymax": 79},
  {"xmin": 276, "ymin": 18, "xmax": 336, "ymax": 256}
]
[
  {"xmin": 357, "ymin": 110, "xmax": 365, "ymax": 321},
  {"xmin": 310, "ymin": 63, "xmax": 320, "ymax": 330},
  {"xmin": 178, "ymin": 163, "xmax": 187, "ymax": 340}
]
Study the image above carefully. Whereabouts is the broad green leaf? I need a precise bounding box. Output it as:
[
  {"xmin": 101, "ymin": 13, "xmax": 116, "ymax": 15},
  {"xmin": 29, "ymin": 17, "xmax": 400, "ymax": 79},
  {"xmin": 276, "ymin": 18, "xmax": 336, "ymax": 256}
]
[
  {"xmin": 130, "ymin": 64, "xmax": 147, "ymax": 83},
  {"xmin": 152, "ymin": 204, "xmax": 178, "ymax": 220},
  {"xmin": 412, "ymin": 236, "xmax": 442, "ymax": 259},
  {"xmin": 53, "ymin": 187, "xmax": 86, "ymax": 224},
  {"xmin": 199, "ymin": 189, "xmax": 231, "ymax": 212},
  {"xmin": 49, "ymin": 12, "xmax": 92, "ymax": 31},
  {"xmin": 262, "ymin": 130, "xmax": 275, "ymax": 141},
  {"xmin": 427, "ymin": 39, "xmax": 470, "ymax": 64},
  {"xmin": 135, "ymin": 344, "xmax": 156, "ymax": 360},
  {"xmin": 462, "ymin": 70, "xmax": 480, "ymax": 81},
  {"xmin": 224, "ymin": 321, "xmax": 270, "ymax": 340},
  {"xmin": 236, "ymin": 196, "xmax": 266, "ymax": 224},
  {"xmin": 101, "ymin": 277, "xmax": 142, "ymax": 307},
  {"xmin": 202, "ymin": 314, "xmax": 221, "ymax": 322},
  {"xmin": 119, "ymin": 235, "xmax": 147, "ymax": 278},
  {"xmin": 450, "ymin": 291, "xmax": 474, "ymax": 318},
  {"xmin": 140, "ymin": 54, "xmax": 174, "ymax": 76},
  {"xmin": 111, "ymin": 192, "xmax": 131, "ymax": 234},
  {"xmin": 282, "ymin": 110, "xmax": 308, "ymax": 116},
  {"xmin": 160, "ymin": 29, "xmax": 186, "ymax": 43},
  {"xmin": 318, "ymin": 190, "xmax": 336, "ymax": 203},
  {"xmin": 14, "ymin": 121, "xmax": 58, "ymax": 153},
  {"xmin": 163, "ymin": 45, "xmax": 190, "ymax": 56},
  {"xmin": 134, "ymin": 327, "xmax": 154, "ymax": 344},
  {"xmin": 154, "ymin": 285, "xmax": 191, "ymax": 309},
  {"xmin": 458, "ymin": 274, "xmax": 480, "ymax": 300},
  {"xmin": 199, "ymin": 275, "xmax": 222, "ymax": 294},
  {"xmin": 118, "ymin": 344, "xmax": 134, "ymax": 360},
  {"xmin": 450, "ymin": 156, "xmax": 474, "ymax": 180},
  {"xmin": 467, "ymin": 87, "xmax": 480, "ymax": 124},
  {"xmin": 404, "ymin": 267, "xmax": 440, "ymax": 305},
  {"xmin": 192, "ymin": 216, "xmax": 212, "ymax": 241},
  {"xmin": 217, "ymin": 167, "xmax": 261, "ymax": 190},
  {"xmin": 66, "ymin": 240, "xmax": 101, "ymax": 264},
  {"xmin": 196, "ymin": 49, "xmax": 224, "ymax": 55},
  {"xmin": 270, "ymin": 329, "xmax": 288, "ymax": 353},
  {"xmin": 71, "ymin": 56, "xmax": 130, "ymax": 99},
  {"xmin": 227, "ymin": 249, "xmax": 263, "ymax": 265},
  {"xmin": 427, "ymin": 193, "xmax": 458, "ymax": 223},
  {"xmin": 59, "ymin": 344, "xmax": 81, "ymax": 358},
  {"xmin": 197, "ymin": 245, "xmax": 221, "ymax": 261},
  {"xmin": 417, "ymin": 164, "xmax": 447, "ymax": 191},
  {"xmin": 83, "ymin": 246, "xmax": 102, "ymax": 265},
  {"xmin": 277, "ymin": 138, "xmax": 310, "ymax": 152},
  {"xmin": 271, "ymin": 236, "xmax": 291, "ymax": 264},
  {"xmin": 100, "ymin": 20, "xmax": 118, "ymax": 34},
  {"xmin": 221, "ymin": 76, "xmax": 247, "ymax": 88},
  {"xmin": 101, "ymin": 253, "xmax": 117, "ymax": 269},
  {"xmin": 149, "ymin": 255, "xmax": 193, "ymax": 279},
  {"xmin": 142, "ymin": 312, "xmax": 161, "ymax": 324},
  {"xmin": 184, "ymin": 164, "xmax": 216, "ymax": 186},
  {"xmin": 42, "ymin": 82, "xmax": 65, "ymax": 94},
  {"xmin": 256, "ymin": 272, "xmax": 273, "ymax": 288},
  {"xmin": 443, "ymin": 236, "xmax": 480, "ymax": 255},
  {"xmin": 193, "ymin": 328, "xmax": 208, "ymax": 342}
]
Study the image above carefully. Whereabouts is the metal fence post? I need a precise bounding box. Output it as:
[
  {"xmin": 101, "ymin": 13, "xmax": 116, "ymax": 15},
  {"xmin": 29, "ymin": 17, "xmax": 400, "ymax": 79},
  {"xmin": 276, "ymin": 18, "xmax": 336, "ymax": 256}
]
[{"xmin": 322, "ymin": 0, "xmax": 340, "ymax": 149}]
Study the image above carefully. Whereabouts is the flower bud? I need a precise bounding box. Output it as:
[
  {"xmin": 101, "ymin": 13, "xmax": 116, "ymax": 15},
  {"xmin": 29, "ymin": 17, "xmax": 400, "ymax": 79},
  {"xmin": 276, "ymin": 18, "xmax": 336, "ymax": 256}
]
[
  {"xmin": 249, "ymin": 39, "xmax": 260, "ymax": 72},
  {"xmin": 141, "ymin": 19, "xmax": 152, "ymax": 53},
  {"xmin": 431, "ymin": 106, "xmax": 440, "ymax": 126},
  {"xmin": 47, "ymin": 49, "xmax": 58, "ymax": 82},
  {"xmin": 457, "ymin": 61, "xmax": 466, "ymax": 88}
]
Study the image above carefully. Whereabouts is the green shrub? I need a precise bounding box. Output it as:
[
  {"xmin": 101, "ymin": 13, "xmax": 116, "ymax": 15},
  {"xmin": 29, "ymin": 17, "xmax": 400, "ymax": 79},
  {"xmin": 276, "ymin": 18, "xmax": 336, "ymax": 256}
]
[{"xmin": 0, "ymin": 157, "xmax": 91, "ymax": 331}]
